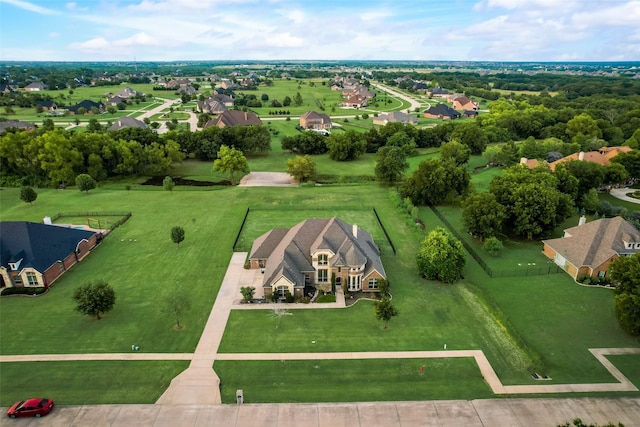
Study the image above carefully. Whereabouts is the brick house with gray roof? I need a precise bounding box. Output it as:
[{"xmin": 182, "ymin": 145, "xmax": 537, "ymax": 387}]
[
  {"xmin": 249, "ymin": 218, "xmax": 386, "ymax": 299},
  {"xmin": 0, "ymin": 222, "xmax": 100, "ymax": 289},
  {"xmin": 542, "ymin": 216, "xmax": 640, "ymax": 280}
]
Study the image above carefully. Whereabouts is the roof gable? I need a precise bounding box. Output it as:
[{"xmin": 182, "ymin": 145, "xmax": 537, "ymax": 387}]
[
  {"xmin": 543, "ymin": 217, "xmax": 640, "ymax": 268},
  {"xmin": 0, "ymin": 222, "xmax": 96, "ymax": 273}
]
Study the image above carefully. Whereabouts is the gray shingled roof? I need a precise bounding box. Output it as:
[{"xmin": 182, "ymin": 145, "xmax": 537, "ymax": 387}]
[
  {"xmin": 108, "ymin": 116, "xmax": 147, "ymax": 131},
  {"xmin": 249, "ymin": 217, "xmax": 386, "ymax": 288},
  {"xmin": 543, "ymin": 217, "xmax": 640, "ymax": 269},
  {"xmin": 0, "ymin": 222, "xmax": 96, "ymax": 273}
]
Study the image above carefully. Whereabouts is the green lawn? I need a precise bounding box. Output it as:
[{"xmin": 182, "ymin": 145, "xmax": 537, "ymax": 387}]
[
  {"xmin": 214, "ymin": 358, "xmax": 493, "ymax": 403},
  {"xmin": 1, "ymin": 172, "xmax": 639, "ymax": 405},
  {"xmin": 0, "ymin": 361, "xmax": 187, "ymax": 405}
]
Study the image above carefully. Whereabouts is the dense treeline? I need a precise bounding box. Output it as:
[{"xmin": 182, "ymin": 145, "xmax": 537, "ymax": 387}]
[{"xmin": 0, "ymin": 124, "xmax": 270, "ymax": 187}]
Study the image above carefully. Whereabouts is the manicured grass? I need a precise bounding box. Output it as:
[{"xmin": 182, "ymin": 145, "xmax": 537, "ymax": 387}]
[
  {"xmin": 234, "ymin": 208, "xmax": 389, "ymax": 253},
  {"xmin": 0, "ymin": 361, "xmax": 188, "ymax": 406},
  {"xmin": 1, "ymin": 177, "xmax": 639, "ymax": 404},
  {"xmin": 214, "ymin": 358, "xmax": 493, "ymax": 404},
  {"xmin": 607, "ymin": 355, "xmax": 640, "ymax": 389}
]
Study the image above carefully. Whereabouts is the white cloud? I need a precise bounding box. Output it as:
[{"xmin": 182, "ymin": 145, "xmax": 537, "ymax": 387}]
[
  {"xmin": 48, "ymin": 32, "xmax": 60, "ymax": 38},
  {"xmin": 113, "ymin": 32, "xmax": 163, "ymax": 47},
  {"xmin": 68, "ymin": 37, "xmax": 110, "ymax": 52},
  {"xmin": 66, "ymin": 2, "xmax": 76, "ymax": 9},
  {"xmin": 0, "ymin": 0, "xmax": 59, "ymax": 15}
]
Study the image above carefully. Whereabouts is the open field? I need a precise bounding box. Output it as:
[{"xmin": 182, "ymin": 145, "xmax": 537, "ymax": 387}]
[{"xmin": 1, "ymin": 159, "xmax": 639, "ymax": 405}]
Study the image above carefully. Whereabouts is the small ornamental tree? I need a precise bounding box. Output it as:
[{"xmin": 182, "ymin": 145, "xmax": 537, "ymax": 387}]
[
  {"xmin": 20, "ymin": 186, "xmax": 38, "ymax": 205},
  {"xmin": 213, "ymin": 145, "xmax": 249, "ymax": 185},
  {"xmin": 240, "ymin": 286, "xmax": 256, "ymax": 303},
  {"xmin": 287, "ymin": 155, "xmax": 316, "ymax": 183},
  {"xmin": 483, "ymin": 236, "xmax": 504, "ymax": 257},
  {"xmin": 162, "ymin": 288, "xmax": 191, "ymax": 329},
  {"xmin": 75, "ymin": 173, "xmax": 96, "ymax": 193},
  {"xmin": 171, "ymin": 226, "xmax": 185, "ymax": 248},
  {"xmin": 73, "ymin": 281, "xmax": 116, "ymax": 320},
  {"xmin": 416, "ymin": 227, "xmax": 465, "ymax": 283},
  {"xmin": 374, "ymin": 297, "xmax": 398, "ymax": 329},
  {"xmin": 163, "ymin": 176, "xmax": 175, "ymax": 192}
]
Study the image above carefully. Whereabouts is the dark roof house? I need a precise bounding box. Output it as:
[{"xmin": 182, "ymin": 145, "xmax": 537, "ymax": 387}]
[
  {"xmin": 0, "ymin": 221, "xmax": 100, "ymax": 288},
  {"xmin": 0, "ymin": 120, "xmax": 36, "ymax": 135},
  {"xmin": 423, "ymin": 104, "xmax": 461, "ymax": 120},
  {"xmin": 67, "ymin": 100, "xmax": 105, "ymax": 114},
  {"xmin": 107, "ymin": 116, "xmax": 147, "ymax": 131}
]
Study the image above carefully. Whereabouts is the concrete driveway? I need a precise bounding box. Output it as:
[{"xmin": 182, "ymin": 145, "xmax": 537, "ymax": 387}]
[
  {"xmin": 610, "ymin": 187, "xmax": 640, "ymax": 204},
  {"xmin": 239, "ymin": 172, "xmax": 297, "ymax": 187}
]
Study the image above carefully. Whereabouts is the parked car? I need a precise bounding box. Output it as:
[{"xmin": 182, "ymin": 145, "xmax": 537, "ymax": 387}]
[{"xmin": 6, "ymin": 398, "xmax": 54, "ymax": 418}]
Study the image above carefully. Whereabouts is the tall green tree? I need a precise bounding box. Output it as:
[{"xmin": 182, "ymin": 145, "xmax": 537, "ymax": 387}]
[
  {"xmin": 213, "ymin": 144, "xmax": 248, "ymax": 185},
  {"xmin": 75, "ymin": 173, "xmax": 96, "ymax": 193},
  {"xmin": 73, "ymin": 281, "xmax": 116, "ymax": 320},
  {"xmin": 440, "ymin": 140, "xmax": 471, "ymax": 166},
  {"xmin": 375, "ymin": 145, "xmax": 409, "ymax": 184},
  {"xmin": 610, "ymin": 253, "xmax": 640, "ymax": 337},
  {"xmin": 19, "ymin": 186, "xmax": 37, "ymax": 205},
  {"xmin": 171, "ymin": 226, "xmax": 185, "ymax": 248},
  {"xmin": 416, "ymin": 227, "xmax": 465, "ymax": 283},
  {"xmin": 401, "ymin": 158, "xmax": 470, "ymax": 206},
  {"xmin": 462, "ymin": 192, "xmax": 506, "ymax": 240},
  {"xmin": 326, "ymin": 131, "xmax": 366, "ymax": 161},
  {"xmin": 293, "ymin": 92, "xmax": 303, "ymax": 106}
]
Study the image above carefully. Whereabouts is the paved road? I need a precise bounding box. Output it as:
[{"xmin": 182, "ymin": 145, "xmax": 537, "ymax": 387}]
[
  {"xmin": 2, "ymin": 398, "xmax": 639, "ymax": 427},
  {"xmin": 370, "ymin": 82, "xmax": 422, "ymax": 111}
]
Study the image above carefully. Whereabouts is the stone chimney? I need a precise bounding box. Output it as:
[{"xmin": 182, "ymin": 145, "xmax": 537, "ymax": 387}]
[
  {"xmin": 579, "ymin": 215, "xmax": 586, "ymax": 226},
  {"xmin": 352, "ymin": 224, "xmax": 358, "ymax": 238},
  {"xmin": 578, "ymin": 151, "xmax": 585, "ymax": 161}
]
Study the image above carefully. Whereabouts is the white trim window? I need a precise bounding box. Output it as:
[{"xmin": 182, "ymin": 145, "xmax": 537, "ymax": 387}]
[
  {"xmin": 26, "ymin": 272, "xmax": 39, "ymax": 286},
  {"xmin": 318, "ymin": 269, "xmax": 328, "ymax": 283},
  {"xmin": 318, "ymin": 254, "xmax": 328, "ymax": 266}
]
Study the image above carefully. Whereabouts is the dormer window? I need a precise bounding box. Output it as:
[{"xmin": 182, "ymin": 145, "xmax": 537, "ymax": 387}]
[
  {"xmin": 8, "ymin": 259, "xmax": 22, "ymax": 271},
  {"xmin": 318, "ymin": 254, "xmax": 328, "ymax": 266}
]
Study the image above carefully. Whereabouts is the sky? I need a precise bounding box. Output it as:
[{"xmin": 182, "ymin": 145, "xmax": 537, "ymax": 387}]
[{"xmin": 1, "ymin": 0, "xmax": 639, "ymax": 62}]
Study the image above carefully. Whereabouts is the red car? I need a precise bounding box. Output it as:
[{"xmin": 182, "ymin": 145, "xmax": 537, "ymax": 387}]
[{"xmin": 6, "ymin": 398, "xmax": 54, "ymax": 418}]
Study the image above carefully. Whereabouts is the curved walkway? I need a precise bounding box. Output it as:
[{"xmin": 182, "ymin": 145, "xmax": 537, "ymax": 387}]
[
  {"xmin": 610, "ymin": 187, "xmax": 640, "ymax": 204},
  {"xmin": 2, "ymin": 252, "xmax": 639, "ymax": 407}
]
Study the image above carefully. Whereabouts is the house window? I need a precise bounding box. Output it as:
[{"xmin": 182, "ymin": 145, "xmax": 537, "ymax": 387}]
[
  {"xmin": 276, "ymin": 286, "xmax": 288, "ymax": 298},
  {"xmin": 318, "ymin": 269, "xmax": 328, "ymax": 282},
  {"xmin": 597, "ymin": 271, "xmax": 606, "ymax": 278},
  {"xmin": 368, "ymin": 278, "xmax": 378, "ymax": 289},
  {"xmin": 318, "ymin": 254, "xmax": 328, "ymax": 266},
  {"xmin": 13, "ymin": 276, "xmax": 22, "ymax": 285},
  {"xmin": 26, "ymin": 272, "xmax": 38, "ymax": 286},
  {"xmin": 337, "ymin": 267, "xmax": 341, "ymax": 273}
]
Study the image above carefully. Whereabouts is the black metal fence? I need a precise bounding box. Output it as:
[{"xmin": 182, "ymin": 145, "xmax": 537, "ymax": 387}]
[
  {"xmin": 429, "ymin": 206, "xmax": 562, "ymax": 278},
  {"xmin": 51, "ymin": 211, "xmax": 132, "ymax": 231}
]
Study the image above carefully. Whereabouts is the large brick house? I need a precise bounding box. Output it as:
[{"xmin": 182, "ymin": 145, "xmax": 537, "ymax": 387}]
[
  {"xmin": 299, "ymin": 111, "xmax": 332, "ymax": 131},
  {"xmin": 249, "ymin": 218, "xmax": 386, "ymax": 299},
  {"xmin": 205, "ymin": 110, "xmax": 262, "ymax": 129},
  {"xmin": 423, "ymin": 104, "xmax": 460, "ymax": 120},
  {"xmin": 0, "ymin": 222, "xmax": 100, "ymax": 289},
  {"xmin": 542, "ymin": 216, "xmax": 640, "ymax": 280}
]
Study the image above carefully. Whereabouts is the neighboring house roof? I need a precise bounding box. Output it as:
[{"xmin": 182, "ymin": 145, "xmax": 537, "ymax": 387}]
[
  {"xmin": 424, "ymin": 104, "xmax": 460, "ymax": 119},
  {"xmin": 106, "ymin": 95, "xmax": 126, "ymax": 105},
  {"xmin": 115, "ymin": 87, "xmax": 137, "ymax": 98},
  {"xmin": 519, "ymin": 157, "xmax": 541, "ymax": 169},
  {"xmin": 430, "ymin": 87, "xmax": 449, "ymax": 95},
  {"xmin": 36, "ymin": 100, "xmax": 57, "ymax": 109},
  {"xmin": 542, "ymin": 217, "xmax": 640, "ymax": 271},
  {"xmin": 67, "ymin": 100, "xmax": 104, "ymax": 114},
  {"xmin": 600, "ymin": 146, "xmax": 633, "ymax": 160},
  {"xmin": 107, "ymin": 116, "xmax": 147, "ymax": 131},
  {"xmin": 373, "ymin": 111, "xmax": 418, "ymax": 125},
  {"xmin": 250, "ymin": 217, "xmax": 386, "ymax": 288},
  {"xmin": 0, "ymin": 222, "xmax": 97, "ymax": 274},
  {"xmin": 549, "ymin": 151, "xmax": 610, "ymax": 170},
  {"xmin": 0, "ymin": 120, "xmax": 36, "ymax": 134},
  {"xmin": 208, "ymin": 110, "xmax": 262, "ymax": 128},
  {"xmin": 24, "ymin": 82, "xmax": 46, "ymax": 91},
  {"xmin": 300, "ymin": 111, "xmax": 332, "ymax": 127},
  {"xmin": 198, "ymin": 98, "xmax": 228, "ymax": 114}
]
